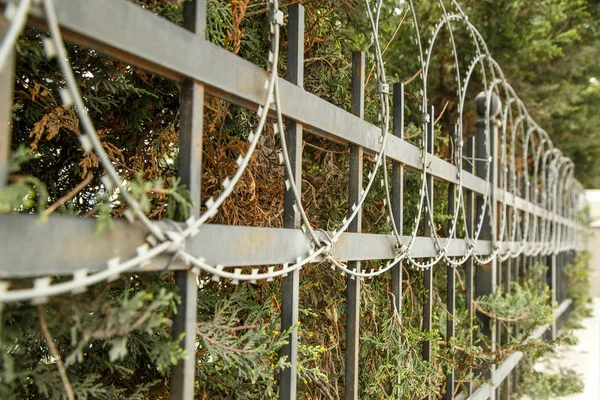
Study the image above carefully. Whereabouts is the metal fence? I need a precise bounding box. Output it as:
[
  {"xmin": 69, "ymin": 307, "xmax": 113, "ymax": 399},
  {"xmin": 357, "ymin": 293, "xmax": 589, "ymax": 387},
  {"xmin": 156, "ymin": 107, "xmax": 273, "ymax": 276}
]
[{"xmin": 0, "ymin": 0, "xmax": 589, "ymax": 399}]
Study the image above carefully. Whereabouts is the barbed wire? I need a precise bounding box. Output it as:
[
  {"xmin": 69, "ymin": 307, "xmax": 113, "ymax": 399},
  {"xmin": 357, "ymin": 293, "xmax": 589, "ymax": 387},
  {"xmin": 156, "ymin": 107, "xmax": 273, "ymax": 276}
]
[{"xmin": 0, "ymin": 0, "xmax": 588, "ymax": 303}]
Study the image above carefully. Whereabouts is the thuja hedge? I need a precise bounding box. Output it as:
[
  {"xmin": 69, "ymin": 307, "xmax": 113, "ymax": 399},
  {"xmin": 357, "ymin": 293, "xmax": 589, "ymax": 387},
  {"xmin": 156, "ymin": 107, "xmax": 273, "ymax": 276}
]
[{"xmin": 0, "ymin": 1, "xmax": 591, "ymax": 399}]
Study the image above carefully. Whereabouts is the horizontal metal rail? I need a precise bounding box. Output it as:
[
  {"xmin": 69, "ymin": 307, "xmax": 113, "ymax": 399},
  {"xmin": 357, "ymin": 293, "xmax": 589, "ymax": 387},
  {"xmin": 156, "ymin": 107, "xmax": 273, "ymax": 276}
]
[
  {"xmin": 0, "ymin": 2, "xmax": 587, "ymax": 400},
  {"xmin": 459, "ymin": 298, "xmax": 573, "ymax": 400},
  {"xmin": 1, "ymin": 0, "xmax": 572, "ymax": 217},
  {"xmin": 0, "ymin": 214, "xmax": 585, "ymax": 278}
]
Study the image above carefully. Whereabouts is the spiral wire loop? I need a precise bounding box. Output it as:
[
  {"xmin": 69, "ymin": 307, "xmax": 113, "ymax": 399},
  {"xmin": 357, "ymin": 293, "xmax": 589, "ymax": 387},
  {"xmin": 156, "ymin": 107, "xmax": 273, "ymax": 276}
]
[{"xmin": 0, "ymin": 0, "xmax": 588, "ymax": 303}]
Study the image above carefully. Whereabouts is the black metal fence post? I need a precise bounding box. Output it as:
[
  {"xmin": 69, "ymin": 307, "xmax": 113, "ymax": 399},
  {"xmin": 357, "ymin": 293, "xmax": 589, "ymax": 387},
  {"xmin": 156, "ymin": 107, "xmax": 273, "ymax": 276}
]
[
  {"xmin": 391, "ymin": 82, "xmax": 404, "ymax": 389},
  {"xmin": 0, "ymin": 3, "xmax": 589, "ymax": 400},
  {"xmin": 344, "ymin": 50, "xmax": 364, "ymax": 400},
  {"xmin": 521, "ymin": 179, "xmax": 528, "ymax": 278},
  {"xmin": 503, "ymin": 256, "xmax": 511, "ymax": 398},
  {"xmin": 171, "ymin": 2, "xmax": 206, "ymax": 399},
  {"xmin": 0, "ymin": 14, "xmax": 14, "ymax": 188},
  {"xmin": 465, "ymin": 133, "xmax": 475, "ymax": 396},
  {"xmin": 559, "ymin": 251, "xmax": 564, "ymax": 329},
  {"xmin": 546, "ymin": 251, "xmax": 557, "ymax": 340},
  {"xmin": 391, "ymin": 83, "xmax": 404, "ymax": 318},
  {"xmin": 280, "ymin": 5, "xmax": 304, "ymax": 399},
  {"xmin": 422, "ymin": 105, "xmax": 435, "ymax": 400},
  {"xmin": 474, "ymin": 92, "xmax": 500, "ymax": 385},
  {"xmin": 445, "ymin": 123, "xmax": 457, "ymax": 400},
  {"xmin": 512, "ymin": 252, "xmax": 519, "ymax": 393}
]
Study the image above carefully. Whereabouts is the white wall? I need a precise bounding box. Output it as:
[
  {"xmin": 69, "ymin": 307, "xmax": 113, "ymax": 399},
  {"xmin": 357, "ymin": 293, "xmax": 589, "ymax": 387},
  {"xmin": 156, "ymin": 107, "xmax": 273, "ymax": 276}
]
[
  {"xmin": 589, "ymin": 228, "xmax": 600, "ymax": 297},
  {"xmin": 585, "ymin": 190, "xmax": 600, "ymax": 221},
  {"xmin": 585, "ymin": 191, "xmax": 600, "ymax": 297}
]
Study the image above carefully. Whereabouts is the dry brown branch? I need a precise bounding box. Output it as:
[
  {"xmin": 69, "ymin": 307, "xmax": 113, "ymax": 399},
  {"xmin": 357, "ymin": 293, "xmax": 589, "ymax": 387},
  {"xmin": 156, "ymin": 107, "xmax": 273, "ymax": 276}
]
[
  {"xmin": 434, "ymin": 100, "xmax": 450, "ymax": 124},
  {"xmin": 404, "ymin": 68, "xmax": 422, "ymax": 86},
  {"xmin": 473, "ymin": 301, "xmax": 532, "ymax": 323},
  {"xmin": 365, "ymin": 7, "xmax": 410, "ymax": 86},
  {"xmin": 305, "ymin": 55, "xmax": 352, "ymax": 68},
  {"xmin": 304, "ymin": 141, "xmax": 349, "ymax": 155},
  {"xmin": 43, "ymin": 173, "xmax": 93, "ymax": 217},
  {"xmin": 38, "ymin": 306, "xmax": 76, "ymax": 400}
]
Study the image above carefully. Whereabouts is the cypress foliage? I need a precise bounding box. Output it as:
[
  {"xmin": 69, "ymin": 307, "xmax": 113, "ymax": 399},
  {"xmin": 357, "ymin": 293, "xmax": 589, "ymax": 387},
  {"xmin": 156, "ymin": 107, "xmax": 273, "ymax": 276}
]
[{"xmin": 0, "ymin": 0, "xmax": 593, "ymax": 398}]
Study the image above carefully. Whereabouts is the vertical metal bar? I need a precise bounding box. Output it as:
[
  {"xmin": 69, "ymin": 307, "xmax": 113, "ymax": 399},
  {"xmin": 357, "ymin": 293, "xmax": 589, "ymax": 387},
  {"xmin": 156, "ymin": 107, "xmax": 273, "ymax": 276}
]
[
  {"xmin": 500, "ymin": 195, "xmax": 511, "ymax": 398},
  {"xmin": 545, "ymin": 168, "xmax": 557, "ymax": 338},
  {"xmin": 520, "ymin": 178, "xmax": 527, "ymax": 278},
  {"xmin": 0, "ymin": 14, "xmax": 14, "ymax": 187},
  {"xmin": 556, "ymin": 252, "xmax": 565, "ymax": 302},
  {"xmin": 528, "ymin": 184, "xmax": 535, "ymax": 273},
  {"xmin": 422, "ymin": 106, "xmax": 434, "ymax": 400},
  {"xmin": 545, "ymin": 252, "xmax": 557, "ymax": 340},
  {"xmin": 495, "ymin": 259, "xmax": 503, "ymax": 400},
  {"xmin": 564, "ymin": 250, "xmax": 567, "ymax": 325},
  {"xmin": 559, "ymin": 251, "xmax": 564, "ymax": 329},
  {"xmin": 171, "ymin": 274, "xmax": 199, "ymax": 400},
  {"xmin": 391, "ymin": 83, "xmax": 404, "ymax": 318},
  {"xmin": 564, "ymin": 251, "xmax": 567, "ymax": 323},
  {"xmin": 496, "ymin": 258, "xmax": 503, "ymax": 399},
  {"xmin": 568, "ymin": 250, "xmax": 573, "ymax": 320},
  {"xmin": 445, "ymin": 123, "xmax": 456, "ymax": 400},
  {"xmin": 512, "ymin": 253, "xmax": 519, "ymax": 393},
  {"xmin": 567, "ymin": 250, "xmax": 572, "ymax": 321},
  {"xmin": 560, "ymin": 250, "xmax": 563, "ymax": 329},
  {"xmin": 171, "ymin": 2, "xmax": 206, "ymax": 399},
  {"xmin": 391, "ymin": 83, "xmax": 404, "ymax": 389},
  {"xmin": 465, "ymin": 134, "xmax": 475, "ymax": 396},
  {"xmin": 557, "ymin": 251, "xmax": 561, "ymax": 330},
  {"xmin": 280, "ymin": 5, "xmax": 304, "ymax": 399},
  {"xmin": 344, "ymin": 50, "xmax": 364, "ymax": 400},
  {"xmin": 475, "ymin": 93, "xmax": 498, "ymax": 385},
  {"xmin": 557, "ymin": 251, "xmax": 562, "ymax": 330},
  {"xmin": 561, "ymin": 251, "xmax": 569, "ymax": 326},
  {"xmin": 502, "ymin": 257, "xmax": 511, "ymax": 398}
]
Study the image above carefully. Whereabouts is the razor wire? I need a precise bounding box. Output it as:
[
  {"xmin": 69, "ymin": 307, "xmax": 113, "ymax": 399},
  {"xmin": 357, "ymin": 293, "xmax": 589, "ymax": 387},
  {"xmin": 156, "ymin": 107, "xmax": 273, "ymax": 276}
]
[{"xmin": 0, "ymin": 0, "xmax": 589, "ymax": 303}]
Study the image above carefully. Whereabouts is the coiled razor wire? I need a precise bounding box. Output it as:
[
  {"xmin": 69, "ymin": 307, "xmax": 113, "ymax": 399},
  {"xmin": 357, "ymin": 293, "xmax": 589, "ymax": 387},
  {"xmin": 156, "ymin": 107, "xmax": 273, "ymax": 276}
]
[{"xmin": 0, "ymin": 0, "xmax": 588, "ymax": 303}]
